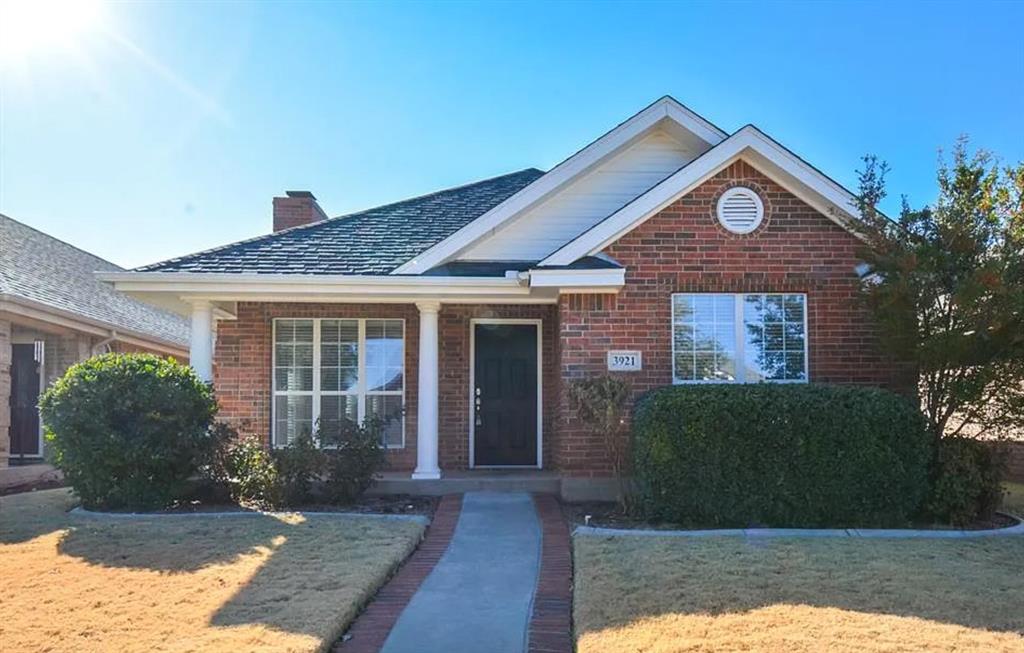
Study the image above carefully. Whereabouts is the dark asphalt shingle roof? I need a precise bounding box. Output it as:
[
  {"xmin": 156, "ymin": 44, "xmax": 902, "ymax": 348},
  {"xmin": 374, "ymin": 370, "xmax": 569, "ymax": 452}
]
[
  {"xmin": 0, "ymin": 214, "xmax": 189, "ymax": 347},
  {"xmin": 136, "ymin": 169, "xmax": 545, "ymax": 276}
]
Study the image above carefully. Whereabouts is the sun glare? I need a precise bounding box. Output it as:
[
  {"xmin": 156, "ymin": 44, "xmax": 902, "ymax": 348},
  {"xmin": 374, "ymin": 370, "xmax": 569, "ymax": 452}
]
[{"xmin": 0, "ymin": 0, "xmax": 105, "ymax": 64}]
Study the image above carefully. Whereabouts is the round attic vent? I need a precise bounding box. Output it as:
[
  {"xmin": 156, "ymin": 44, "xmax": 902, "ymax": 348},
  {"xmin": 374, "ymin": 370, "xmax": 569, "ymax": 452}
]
[{"xmin": 716, "ymin": 187, "xmax": 764, "ymax": 234}]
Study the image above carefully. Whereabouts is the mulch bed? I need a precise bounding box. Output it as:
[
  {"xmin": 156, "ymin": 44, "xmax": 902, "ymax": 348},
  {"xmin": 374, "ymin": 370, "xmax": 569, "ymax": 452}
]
[
  {"xmin": 0, "ymin": 479, "xmax": 67, "ymax": 497},
  {"xmin": 98, "ymin": 493, "xmax": 438, "ymax": 517},
  {"xmin": 564, "ymin": 501, "xmax": 1021, "ymax": 532}
]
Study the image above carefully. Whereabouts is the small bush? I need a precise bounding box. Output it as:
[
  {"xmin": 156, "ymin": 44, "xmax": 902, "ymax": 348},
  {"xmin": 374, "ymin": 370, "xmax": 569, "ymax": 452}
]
[
  {"xmin": 632, "ymin": 383, "xmax": 932, "ymax": 528},
  {"xmin": 319, "ymin": 416, "xmax": 388, "ymax": 504},
  {"xmin": 39, "ymin": 353, "xmax": 217, "ymax": 510},
  {"xmin": 568, "ymin": 376, "xmax": 633, "ymax": 510},
  {"xmin": 273, "ymin": 432, "xmax": 326, "ymax": 505},
  {"xmin": 926, "ymin": 437, "xmax": 1004, "ymax": 526},
  {"xmin": 207, "ymin": 431, "xmax": 282, "ymax": 510}
]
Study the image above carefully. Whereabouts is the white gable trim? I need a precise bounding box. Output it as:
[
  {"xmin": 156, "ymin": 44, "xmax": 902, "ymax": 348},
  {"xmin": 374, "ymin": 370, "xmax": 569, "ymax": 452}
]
[
  {"xmin": 539, "ymin": 126, "xmax": 865, "ymax": 266},
  {"xmin": 391, "ymin": 97, "xmax": 727, "ymax": 275}
]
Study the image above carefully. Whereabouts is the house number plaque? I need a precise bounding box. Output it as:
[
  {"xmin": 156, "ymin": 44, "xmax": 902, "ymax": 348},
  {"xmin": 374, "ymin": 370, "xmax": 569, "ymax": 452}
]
[{"xmin": 607, "ymin": 350, "xmax": 642, "ymax": 372}]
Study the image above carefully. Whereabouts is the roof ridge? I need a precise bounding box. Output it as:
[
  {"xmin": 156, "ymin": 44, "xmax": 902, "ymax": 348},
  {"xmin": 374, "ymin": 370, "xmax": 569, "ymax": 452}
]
[
  {"xmin": 0, "ymin": 212, "xmax": 125, "ymax": 272},
  {"xmin": 134, "ymin": 168, "xmax": 544, "ymax": 272}
]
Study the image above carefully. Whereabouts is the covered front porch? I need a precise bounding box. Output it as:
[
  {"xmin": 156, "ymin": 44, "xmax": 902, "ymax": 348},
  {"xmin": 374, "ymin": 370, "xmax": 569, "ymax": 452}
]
[{"xmin": 103, "ymin": 269, "xmax": 623, "ymax": 488}]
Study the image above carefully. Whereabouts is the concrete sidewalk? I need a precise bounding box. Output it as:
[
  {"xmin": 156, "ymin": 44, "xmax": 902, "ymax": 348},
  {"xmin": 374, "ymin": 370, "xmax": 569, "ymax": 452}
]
[{"xmin": 379, "ymin": 492, "xmax": 542, "ymax": 653}]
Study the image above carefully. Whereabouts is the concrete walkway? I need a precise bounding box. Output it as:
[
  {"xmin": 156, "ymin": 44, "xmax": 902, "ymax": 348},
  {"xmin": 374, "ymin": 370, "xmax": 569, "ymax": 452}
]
[{"xmin": 380, "ymin": 492, "xmax": 542, "ymax": 653}]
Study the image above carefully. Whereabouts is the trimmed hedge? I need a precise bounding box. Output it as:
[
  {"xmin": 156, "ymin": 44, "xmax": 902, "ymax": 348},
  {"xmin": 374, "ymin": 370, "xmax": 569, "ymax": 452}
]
[
  {"xmin": 632, "ymin": 383, "xmax": 932, "ymax": 528},
  {"xmin": 39, "ymin": 353, "xmax": 217, "ymax": 510},
  {"xmin": 927, "ymin": 437, "xmax": 1004, "ymax": 526}
]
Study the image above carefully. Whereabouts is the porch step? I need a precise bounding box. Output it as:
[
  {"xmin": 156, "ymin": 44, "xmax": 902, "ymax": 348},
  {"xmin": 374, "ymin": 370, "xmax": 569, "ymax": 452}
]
[{"xmin": 368, "ymin": 471, "xmax": 561, "ymax": 497}]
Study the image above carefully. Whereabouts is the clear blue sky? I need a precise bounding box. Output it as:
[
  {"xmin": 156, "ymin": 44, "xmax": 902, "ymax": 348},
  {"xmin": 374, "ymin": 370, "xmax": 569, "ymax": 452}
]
[{"xmin": 1, "ymin": 1, "xmax": 1022, "ymax": 269}]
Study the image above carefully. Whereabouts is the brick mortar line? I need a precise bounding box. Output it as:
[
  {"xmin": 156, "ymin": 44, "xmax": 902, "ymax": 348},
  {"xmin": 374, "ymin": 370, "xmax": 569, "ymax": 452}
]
[
  {"xmin": 334, "ymin": 493, "xmax": 464, "ymax": 653},
  {"xmin": 528, "ymin": 494, "xmax": 574, "ymax": 653}
]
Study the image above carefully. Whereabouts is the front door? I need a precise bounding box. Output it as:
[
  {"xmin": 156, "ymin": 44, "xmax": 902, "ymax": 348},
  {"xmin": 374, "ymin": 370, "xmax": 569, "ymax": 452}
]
[
  {"xmin": 473, "ymin": 323, "xmax": 538, "ymax": 467},
  {"xmin": 10, "ymin": 344, "xmax": 42, "ymax": 458}
]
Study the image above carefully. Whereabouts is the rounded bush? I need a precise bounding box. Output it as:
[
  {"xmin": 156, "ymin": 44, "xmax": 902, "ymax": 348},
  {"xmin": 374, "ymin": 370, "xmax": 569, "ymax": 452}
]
[
  {"xmin": 927, "ymin": 437, "xmax": 1004, "ymax": 526},
  {"xmin": 39, "ymin": 353, "xmax": 217, "ymax": 509},
  {"xmin": 632, "ymin": 383, "xmax": 932, "ymax": 528}
]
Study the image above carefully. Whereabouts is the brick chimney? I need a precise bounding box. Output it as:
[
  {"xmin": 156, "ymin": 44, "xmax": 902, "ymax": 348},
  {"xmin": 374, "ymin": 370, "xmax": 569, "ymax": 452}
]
[{"xmin": 272, "ymin": 190, "xmax": 328, "ymax": 232}]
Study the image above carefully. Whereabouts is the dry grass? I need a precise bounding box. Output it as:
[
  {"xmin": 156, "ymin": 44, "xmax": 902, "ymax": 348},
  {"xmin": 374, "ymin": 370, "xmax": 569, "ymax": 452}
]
[
  {"xmin": 0, "ymin": 489, "xmax": 424, "ymax": 653},
  {"xmin": 575, "ymin": 533, "xmax": 1024, "ymax": 653}
]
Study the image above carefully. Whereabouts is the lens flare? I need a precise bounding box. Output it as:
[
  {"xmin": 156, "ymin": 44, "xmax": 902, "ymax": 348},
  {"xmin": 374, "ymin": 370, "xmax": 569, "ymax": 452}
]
[{"xmin": 0, "ymin": 0, "xmax": 105, "ymax": 64}]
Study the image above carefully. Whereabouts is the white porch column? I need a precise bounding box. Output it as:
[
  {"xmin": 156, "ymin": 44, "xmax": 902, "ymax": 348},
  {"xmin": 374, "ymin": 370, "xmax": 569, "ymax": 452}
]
[
  {"xmin": 188, "ymin": 300, "xmax": 214, "ymax": 383},
  {"xmin": 413, "ymin": 301, "xmax": 441, "ymax": 480}
]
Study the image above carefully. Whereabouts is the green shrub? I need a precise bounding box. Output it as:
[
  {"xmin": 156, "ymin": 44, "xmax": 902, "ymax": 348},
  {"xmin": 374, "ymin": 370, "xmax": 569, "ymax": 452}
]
[
  {"xmin": 273, "ymin": 432, "xmax": 326, "ymax": 505},
  {"xmin": 926, "ymin": 437, "xmax": 1004, "ymax": 526},
  {"xmin": 39, "ymin": 353, "xmax": 217, "ymax": 510},
  {"xmin": 207, "ymin": 430, "xmax": 282, "ymax": 510},
  {"xmin": 319, "ymin": 416, "xmax": 388, "ymax": 504},
  {"xmin": 632, "ymin": 383, "xmax": 932, "ymax": 528}
]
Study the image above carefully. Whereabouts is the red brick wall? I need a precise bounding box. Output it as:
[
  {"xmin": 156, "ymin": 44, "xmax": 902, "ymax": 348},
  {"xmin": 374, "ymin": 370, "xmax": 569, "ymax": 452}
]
[
  {"xmin": 992, "ymin": 441, "xmax": 1024, "ymax": 483},
  {"xmin": 214, "ymin": 302, "xmax": 558, "ymax": 472},
  {"xmin": 555, "ymin": 160, "xmax": 914, "ymax": 477},
  {"xmin": 215, "ymin": 303, "xmax": 420, "ymax": 471}
]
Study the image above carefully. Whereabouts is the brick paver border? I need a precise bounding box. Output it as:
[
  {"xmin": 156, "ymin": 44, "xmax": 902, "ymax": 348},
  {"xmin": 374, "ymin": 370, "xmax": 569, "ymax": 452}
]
[
  {"xmin": 334, "ymin": 493, "xmax": 464, "ymax": 653},
  {"xmin": 528, "ymin": 494, "xmax": 573, "ymax": 653}
]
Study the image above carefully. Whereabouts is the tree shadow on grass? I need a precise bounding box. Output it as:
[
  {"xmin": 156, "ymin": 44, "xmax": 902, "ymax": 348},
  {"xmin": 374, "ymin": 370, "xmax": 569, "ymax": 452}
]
[
  {"xmin": 54, "ymin": 508, "xmax": 422, "ymax": 640},
  {"xmin": 56, "ymin": 511, "xmax": 298, "ymax": 573},
  {"xmin": 574, "ymin": 535, "xmax": 1024, "ymax": 642},
  {"xmin": 0, "ymin": 488, "xmax": 79, "ymax": 545},
  {"xmin": 207, "ymin": 516, "xmax": 421, "ymax": 639},
  {"xmin": 4, "ymin": 487, "xmax": 423, "ymax": 642}
]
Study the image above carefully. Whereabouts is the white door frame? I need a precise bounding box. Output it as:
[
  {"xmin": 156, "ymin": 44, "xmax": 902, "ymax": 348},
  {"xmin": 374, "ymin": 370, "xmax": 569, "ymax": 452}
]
[{"xmin": 468, "ymin": 318, "xmax": 543, "ymax": 469}]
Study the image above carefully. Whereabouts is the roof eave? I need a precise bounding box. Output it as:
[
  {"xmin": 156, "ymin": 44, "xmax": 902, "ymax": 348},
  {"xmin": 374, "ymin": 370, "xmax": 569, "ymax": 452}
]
[
  {"xmin": 390, "ymin": 97, "xmax": 728, "ymax": 276},
  {"xmin": 0, "ymin": 294, "xmax": 189, "ymax": 355},
  {"xmin": 99, "ymin": 271, "xmax": 562, "ymax": 312},
  {"xmin": 538, "ymin": 126, "xmax": 868, "ymax": 267}
]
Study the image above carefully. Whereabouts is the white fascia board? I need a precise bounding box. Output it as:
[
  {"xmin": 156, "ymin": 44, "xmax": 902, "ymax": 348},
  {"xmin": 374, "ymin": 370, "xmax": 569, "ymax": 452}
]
[
  {"xmin": 662, "ymin": 97, "xmax": 729, "ymax": 146},
  {"xmin": 98, "ymin": 271, "xmax": 548, "ymax": 306},
  {"xmin": 539, "ymin": 126, "xmax": 865, "ymax": 266},
  {"xmin": 527, "ymin": 268, "xmax": 626, "ymax": 292},
  {"xmin": 390, "ymin": 98, "xmax": 727, "ymax": 276},
  {"xmin": 99, "ymin": 271, "xmax": 527, "ymax": 289}
]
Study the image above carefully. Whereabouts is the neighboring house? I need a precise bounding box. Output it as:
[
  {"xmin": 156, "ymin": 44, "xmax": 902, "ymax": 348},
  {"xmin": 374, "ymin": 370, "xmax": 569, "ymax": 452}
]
[
  {"xmin": 105, "ymin": 97, "xmax": 910, "ymax": 499},
  {"xmin": 1, "ymin": 214, "xmax": 189, "ymax": 467}
]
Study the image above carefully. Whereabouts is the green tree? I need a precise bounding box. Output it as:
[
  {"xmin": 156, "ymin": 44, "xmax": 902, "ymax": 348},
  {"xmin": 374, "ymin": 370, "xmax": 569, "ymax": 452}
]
[{"xmin": 855, "ymin": 139, "xmax": 1024, "ymax": 442}]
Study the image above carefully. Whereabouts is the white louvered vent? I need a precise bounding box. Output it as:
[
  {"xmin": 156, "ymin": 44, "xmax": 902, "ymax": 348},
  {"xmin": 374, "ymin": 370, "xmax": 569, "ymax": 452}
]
[{"xmin": 716, "ymin": 187, "xmax": 764, "ymax": 234}]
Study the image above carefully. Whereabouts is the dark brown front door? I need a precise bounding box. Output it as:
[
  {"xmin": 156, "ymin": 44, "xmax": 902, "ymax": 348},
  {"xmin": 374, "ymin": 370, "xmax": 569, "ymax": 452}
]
[
  {"xmin": 10, "ymin": 344, "xmax": 42, "ymax": 458},
  {"xmin": 473, "ymin": 323, "xmax": 538, "ymax": 467}
]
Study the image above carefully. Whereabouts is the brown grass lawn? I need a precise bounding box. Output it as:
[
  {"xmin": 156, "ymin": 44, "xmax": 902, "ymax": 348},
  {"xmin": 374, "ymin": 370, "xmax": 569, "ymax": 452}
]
[
  {"xmin": 0, "ymin": 489, "xmax": 424, "ymax": 653},
  {"xmin": 575, "ymin": 533, "xmax": 1024, "ymax": 653}
]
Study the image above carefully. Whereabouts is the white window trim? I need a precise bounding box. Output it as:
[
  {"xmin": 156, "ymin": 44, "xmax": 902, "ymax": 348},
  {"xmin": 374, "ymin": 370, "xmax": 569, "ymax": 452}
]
[
  {"xmin": 271, "ymin": 317, "xmax": 406, "ymax": 449},
  {"xmin": 670, "ymin": 293, "xmax": 810, "ymax": 384}
]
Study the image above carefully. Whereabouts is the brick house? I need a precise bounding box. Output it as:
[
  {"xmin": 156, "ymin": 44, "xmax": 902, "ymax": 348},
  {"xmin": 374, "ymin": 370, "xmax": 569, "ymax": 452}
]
[
  {"xmin": 106, "ymin": 97, "xmax": 907, "ymax": 499},
  {"xmin": 1, "ymin": 214, "xmax": 189, "ymax": 471}
]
